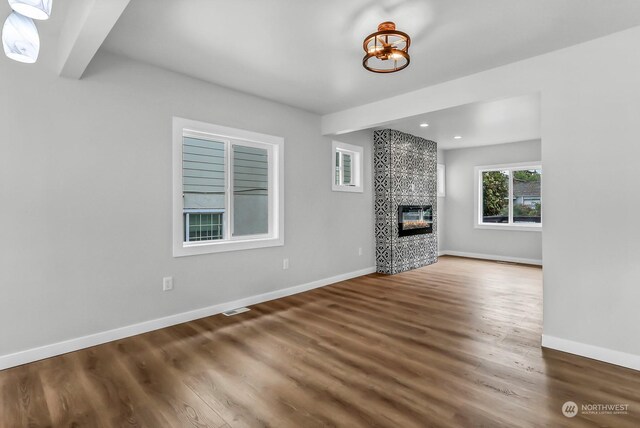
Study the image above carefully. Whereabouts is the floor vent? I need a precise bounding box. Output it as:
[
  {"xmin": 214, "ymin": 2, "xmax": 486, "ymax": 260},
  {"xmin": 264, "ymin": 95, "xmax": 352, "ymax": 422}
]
[{"xmin": 222, "ymin": 307, "xmax": 251, "ymax": 316}]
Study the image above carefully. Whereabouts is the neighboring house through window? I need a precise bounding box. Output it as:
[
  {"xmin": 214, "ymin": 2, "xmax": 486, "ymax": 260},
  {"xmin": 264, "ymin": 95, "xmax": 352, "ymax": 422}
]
[
  {"xmin": 173, "ymin": 118, "xmax": 284, "ymax": 256},
  {"xmin": 475, "ymin": 162, "xmax": 542, "ymax": 231}
]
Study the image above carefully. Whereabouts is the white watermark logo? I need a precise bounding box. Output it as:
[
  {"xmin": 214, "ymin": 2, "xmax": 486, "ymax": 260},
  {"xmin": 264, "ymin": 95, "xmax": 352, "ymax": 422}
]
[
  {"xmin": 582, "ymin": 403, "xmax": 629, "ymax": 415},
  {"xmin": 562, "ymin": 401, "xmax": 629, "ymax": 417},
  {"xmin": 562, "ymin": 401, "xmax": 578, "ymax": 418}
]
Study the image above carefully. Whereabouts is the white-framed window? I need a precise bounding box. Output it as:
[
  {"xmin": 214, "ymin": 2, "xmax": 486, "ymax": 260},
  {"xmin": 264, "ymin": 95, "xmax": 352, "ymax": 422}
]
[
  {"xmin": 474, "ymin": 162, "xmax": 542, "ymax": 231},
  {"xmin": 332, "ymin": 140, "xmax": 363, "ymax": 193},
  {"xmin": 437, "ymin": 163, "xmax": 446, "ymax": 197},
  {"xmin": 173, "ymin": 117, "xmax": 284, "ymax": 256}
]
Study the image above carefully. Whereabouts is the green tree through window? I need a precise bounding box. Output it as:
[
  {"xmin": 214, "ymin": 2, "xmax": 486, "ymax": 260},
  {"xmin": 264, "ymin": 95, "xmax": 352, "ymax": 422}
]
[
  {"xmin": 513, "ymin": 169, "xmax": 539, "ymax": 182},
  {"xmin": 482, "ymin": 171, "xmax": 509, "ymax": 217}
]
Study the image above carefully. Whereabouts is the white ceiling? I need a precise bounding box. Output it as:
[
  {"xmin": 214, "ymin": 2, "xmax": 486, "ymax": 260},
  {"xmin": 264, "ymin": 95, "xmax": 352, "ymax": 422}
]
[
  {"xmin": 100, "ymin": 0, "xmax": 640, "ymax": 114},
  {"xmin": 376, "ymin": 93, "xmax": 540, "ymax": 150}
]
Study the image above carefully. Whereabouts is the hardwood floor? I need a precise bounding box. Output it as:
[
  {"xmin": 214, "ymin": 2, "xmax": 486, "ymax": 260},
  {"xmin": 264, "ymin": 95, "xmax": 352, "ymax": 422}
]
[{"xmin": 1, "ymin": 256, "xmax": 639, "ymax": 427}]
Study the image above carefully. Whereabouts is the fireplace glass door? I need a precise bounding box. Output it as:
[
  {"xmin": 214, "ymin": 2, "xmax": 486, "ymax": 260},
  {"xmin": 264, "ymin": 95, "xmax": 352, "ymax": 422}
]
[{"xmin": 398, "ymin": 205, "xmax": 433, "ymax": 236}]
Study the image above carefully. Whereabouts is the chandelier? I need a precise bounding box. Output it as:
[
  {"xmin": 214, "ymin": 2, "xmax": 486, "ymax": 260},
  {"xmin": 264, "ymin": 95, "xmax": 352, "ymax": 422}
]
[
  {"xmin": 2, "ymin": 0, "xmax": 54, "ymax": 64},
  {"xmin": 362, "ymin": 21, "xmax": 411, "ymax": 73}
]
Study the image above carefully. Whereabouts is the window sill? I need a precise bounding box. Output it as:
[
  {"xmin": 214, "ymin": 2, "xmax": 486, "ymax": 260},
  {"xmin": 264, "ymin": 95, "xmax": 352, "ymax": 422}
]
[
  {"xmin": 332, "ymin": 184, "xmax": 363, "ymax": 193},
  {"xmin": 475, "ymin": 224, "xmax": 542, "ymax": 232},
  {"xmin": 174, "ymin": 235, "xmax": 284, "ymax": 257}
]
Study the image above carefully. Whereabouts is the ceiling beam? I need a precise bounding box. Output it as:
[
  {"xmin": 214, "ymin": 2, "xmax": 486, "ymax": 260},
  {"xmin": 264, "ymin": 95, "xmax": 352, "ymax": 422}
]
[{"xmin": 57, "ymin": 0, "xmax": 131, "ymax": 79}]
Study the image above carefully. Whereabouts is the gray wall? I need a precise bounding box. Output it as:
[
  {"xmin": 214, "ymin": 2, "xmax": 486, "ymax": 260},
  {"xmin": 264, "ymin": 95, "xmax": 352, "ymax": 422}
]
[
  {"xmin": 0, "ymin": 51, "xmax": 375, "ymax": 357},
  {"xmin": 441, "ymin": 139, "xmax": 542, "ymax": 262},
  {"xmin": 540, "ymin": 33, "xmax": 640, "ymax": 357}
]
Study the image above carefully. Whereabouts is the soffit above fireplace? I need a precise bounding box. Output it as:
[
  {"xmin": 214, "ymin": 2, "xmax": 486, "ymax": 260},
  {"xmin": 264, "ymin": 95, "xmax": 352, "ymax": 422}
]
[{"xmin": 373, "ymin": 93, "xmax": 540, "ymax": 150}]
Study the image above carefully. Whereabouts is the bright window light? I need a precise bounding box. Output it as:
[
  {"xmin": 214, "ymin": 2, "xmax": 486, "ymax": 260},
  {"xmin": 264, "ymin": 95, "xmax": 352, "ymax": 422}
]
[{"xmin": 437, "ymin": 164, "xmax": 445, "ymax": 197}]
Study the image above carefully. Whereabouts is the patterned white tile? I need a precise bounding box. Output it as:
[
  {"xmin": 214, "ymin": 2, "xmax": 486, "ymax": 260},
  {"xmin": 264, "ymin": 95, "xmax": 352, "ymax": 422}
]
[{"xmin": 374, "ymin": 129, "xmax": 438, "ymax": 274}]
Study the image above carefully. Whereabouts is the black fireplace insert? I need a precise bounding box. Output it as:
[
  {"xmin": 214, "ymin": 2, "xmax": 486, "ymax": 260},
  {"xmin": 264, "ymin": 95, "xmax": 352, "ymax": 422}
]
[{"xmin": 398, "ymin": 205, "xmax": 433, "ymax": 236}]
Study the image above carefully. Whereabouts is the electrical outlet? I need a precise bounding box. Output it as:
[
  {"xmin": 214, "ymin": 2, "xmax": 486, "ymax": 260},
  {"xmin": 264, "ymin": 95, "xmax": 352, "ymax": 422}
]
[
  {"xmin": 162, "ymin": 276, "xmax": 173, "ymax": 291},
  {"xmin": 358, "ymin": 247, "xmax": 363, "ymax": 256},
  {"xmin": 283, "ymin": 258, "xmax": 289, "ymax": 270}
]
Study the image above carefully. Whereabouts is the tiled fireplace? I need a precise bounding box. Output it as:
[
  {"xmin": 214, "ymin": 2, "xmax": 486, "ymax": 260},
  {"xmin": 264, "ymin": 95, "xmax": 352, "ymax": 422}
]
[{"xmin": 374, "ymin": 130, "xmax": 438, "ymax": 274}]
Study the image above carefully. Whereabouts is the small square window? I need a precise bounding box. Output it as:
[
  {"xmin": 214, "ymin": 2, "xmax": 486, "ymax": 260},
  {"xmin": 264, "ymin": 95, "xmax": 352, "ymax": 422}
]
[{"xmin": 332, "ymin": 141, "xmax": 363, "ymax": 193}]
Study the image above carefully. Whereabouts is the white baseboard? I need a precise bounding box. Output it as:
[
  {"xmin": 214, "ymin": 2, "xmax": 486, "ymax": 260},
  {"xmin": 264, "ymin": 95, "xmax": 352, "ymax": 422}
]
[
  {"xmin": 439, "ymin": 250, "xmax": 542, "ymax": 266},
  {"xmin": 542, "ymin": 334, "xmax": 640, "ymax": 371},
  {"xmin": 0, "ymin": 266, "xmax": 376, "ymax": 371}
]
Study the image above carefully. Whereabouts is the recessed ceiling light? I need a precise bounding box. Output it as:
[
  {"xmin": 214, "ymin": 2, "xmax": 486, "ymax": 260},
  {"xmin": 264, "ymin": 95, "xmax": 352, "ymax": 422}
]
[
  {"xmin": 420, "ymin": 123, "xmax": 429, "ymax": 127},
  {"xmin": 454, "ymin": 135, "xmax": 462, "ymax": 139}
]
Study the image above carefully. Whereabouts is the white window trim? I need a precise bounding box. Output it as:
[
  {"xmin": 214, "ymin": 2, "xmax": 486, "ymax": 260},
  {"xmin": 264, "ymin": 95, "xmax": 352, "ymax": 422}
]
[
  {"xmin": 474, "ymin": 161, "xmax": 542, "ymax": 232},
  {"xmin": 173, "ymin": 117, "xmax": 284, "ymax": 257},
  {"xmin": 437, "ymin": 163, "xmax": 446, "ymax": 197},
  {"xmin": 331, "ymin": 140, "xmax": 363, "ymax": 193}
]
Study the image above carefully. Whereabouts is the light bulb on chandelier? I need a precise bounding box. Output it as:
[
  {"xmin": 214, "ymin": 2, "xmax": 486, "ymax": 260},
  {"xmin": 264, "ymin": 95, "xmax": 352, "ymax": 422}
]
[
  {"xmin": 362, "ymin": 22, "xmax": 411, "ymax": 73},
  {"xmin": 8, "ymin": 0, "xmax": 52, "ymax": 21},
  {"xmin": 2, "ymin": 11, "xmax": 39, "ymax": 63}
]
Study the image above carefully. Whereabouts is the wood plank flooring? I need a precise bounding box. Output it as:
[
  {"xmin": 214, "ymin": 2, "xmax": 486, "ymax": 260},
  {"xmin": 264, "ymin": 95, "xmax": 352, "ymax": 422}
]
[{"xmin": 1, "ymin": 256, "xmax": 639, "ymax": 427}]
